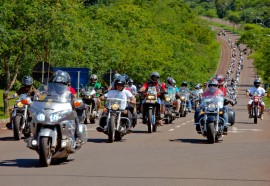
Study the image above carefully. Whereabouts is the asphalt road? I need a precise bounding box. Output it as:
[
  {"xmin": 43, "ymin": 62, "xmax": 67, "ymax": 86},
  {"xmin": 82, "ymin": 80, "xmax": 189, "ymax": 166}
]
[{"xmin": 0, "ymin": 27, "xmax": 269, "ymax": 186}]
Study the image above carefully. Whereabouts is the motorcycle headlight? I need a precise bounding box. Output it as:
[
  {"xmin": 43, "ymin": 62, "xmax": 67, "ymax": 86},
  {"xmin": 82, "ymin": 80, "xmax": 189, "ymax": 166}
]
[
  {"xmin": 111, "ymin": 103, "xmax": 119, "ymax": 111},
  {"xmin": 207, "ymin": 103, "xmax": 216, "ymax": 112},
  {"xmin": 16, "ymin": 101, "xmax": 24, "ymax": 108},
  {"xmin": 49, "ymin": 110, "xmax": 72, "ymax": 122},
  {"xmin": 165, "ymin": 97, "xmax": 171, "ymax": 102},
  {"xmin": 37, "ymin": 113, "xmax": 46, "ymax": 121},
  {"xmin": 147, "ymin": 95, "xmax": 156, "ymax": 100},
  {"xmin": 180, "ymin": 96, "xmax": 185, "ymax": 100}
]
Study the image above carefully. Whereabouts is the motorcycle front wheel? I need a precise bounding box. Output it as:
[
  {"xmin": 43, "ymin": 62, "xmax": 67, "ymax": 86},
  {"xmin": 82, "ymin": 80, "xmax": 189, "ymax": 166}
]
[
  {"xmin": 13, "ymin": 115, "xmax": 22, "ymax": 140},
  {"xmin": 148, "ymin": 109, "xmax": 153, "ymax": 133},
  {"xmin": 253, "ymin": 107, "xmax": 258, "ymax": 124},
  {"xmin": 108, "ymin": 115, "xmax": 116, "ymax": 143},
  {"xmin": 39, "ymin": 137, "xmax": 53, "ymax": 167},
  {"xmin": 206, "ymin": 122, "xmax": 215, "ymax": 144}
]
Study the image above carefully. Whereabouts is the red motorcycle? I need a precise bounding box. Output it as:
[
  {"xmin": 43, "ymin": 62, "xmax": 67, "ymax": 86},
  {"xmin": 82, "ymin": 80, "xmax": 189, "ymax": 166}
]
[{"xmin": 250, "ymin": 93, "xmax": 262, "ymax": 124}]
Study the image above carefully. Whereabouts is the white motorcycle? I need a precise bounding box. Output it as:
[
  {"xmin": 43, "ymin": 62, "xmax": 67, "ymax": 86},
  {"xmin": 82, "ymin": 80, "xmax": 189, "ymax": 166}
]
[{"xmin": 24, "ymin": 83, "xmax": 87, "ymax": 167}]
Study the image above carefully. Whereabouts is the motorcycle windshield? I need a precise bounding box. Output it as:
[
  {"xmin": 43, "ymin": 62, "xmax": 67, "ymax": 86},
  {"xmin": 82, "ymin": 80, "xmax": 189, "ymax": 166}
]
[
  {"xmin": 81, "ymin": 87, "xmax": 96, "ymax": 96},
  {"xmin": 201, "ymin": 88, "xmax": 224, "ymax": 108},
  {"xmin": 105, "ymin": 98, "xmax": 127, "ymax": 110},
  {"xmin": 167, "ymin": 87, "xmax": 176, "ymax": 100},
  {"xmin": 34, "ymin": 83, "xmax": 72, "ymax": 103},
  {"xmin": 147, "ymin": 86, "xmax": 157, "ymax": 95},
  {"xmin": 191, "ymin": 90, "xmax": 200, "ymax": 97}
]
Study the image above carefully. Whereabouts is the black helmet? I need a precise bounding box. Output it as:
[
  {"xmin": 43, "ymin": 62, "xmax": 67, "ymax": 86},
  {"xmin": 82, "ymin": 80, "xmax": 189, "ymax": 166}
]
[
  {"xmin": 22, "ymin": 76, "xmax": 33, "ymax": 86},
  {"xmin": 50, "ymin": 70, "xmax": 70, "ymax": 85},
  {"xmin": 114, "ymin": 76, "xmax": 126, "ymax": 90},
  {"xmin": 90, "ymin": 74, "xmax": 98, "ymax": 83},
  {"xmin": 208, "ymin": 79, "xmax": 218, "ymax": 87},
  {"xmin": 150, "ymin": 72, "xmax": 160, "ymax": 82},
  {"xmin": 254, "ymin": 78, "xmax": 261, "ymax": 88},
  {"xmin": 181, "ymin": 81, "xmax": 188, "ymax": 87}
]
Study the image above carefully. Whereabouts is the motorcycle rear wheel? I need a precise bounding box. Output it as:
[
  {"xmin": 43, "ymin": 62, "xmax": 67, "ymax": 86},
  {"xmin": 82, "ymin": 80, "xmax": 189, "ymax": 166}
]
[
  {"xmin": 13, "ymin": 115, "xmax": 22, "ymax": 140},
  {"xmin": 206, "ymin": 122, "xmax": 215, "ymax": 144},
  {"xmin": 39, "ymin": 137, "xmax": 52, "ymax": 167},
  {"xmin": 108, "ymin": 115, "xmax": 116, "ymax": 143}
]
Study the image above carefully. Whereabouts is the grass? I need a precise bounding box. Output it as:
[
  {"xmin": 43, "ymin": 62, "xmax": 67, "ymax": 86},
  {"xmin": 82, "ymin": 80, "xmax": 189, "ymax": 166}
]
[{"xmin": 0, "ymin": 90, "xmax": 16, "ymax": 119}]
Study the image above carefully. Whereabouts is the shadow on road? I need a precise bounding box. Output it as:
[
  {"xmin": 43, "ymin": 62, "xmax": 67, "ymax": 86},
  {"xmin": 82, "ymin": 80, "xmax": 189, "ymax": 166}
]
[
  {"xmin": 0, "ymin": 136, "xmax": 16, "ymax": 141},
  {"xmin": 235, "ymin": 121, "xmax": 256, "ymax": 125},
  {"xmin": 87, "ymin": 138, "xmax": 127, "ymax": 143},
  {"xmin": 169, "ymin": 138, "xmax": 208, "ymax": 144},
  {"xmin": 0, "ymin": 158, "xmax": 74, "ymax": 168}
]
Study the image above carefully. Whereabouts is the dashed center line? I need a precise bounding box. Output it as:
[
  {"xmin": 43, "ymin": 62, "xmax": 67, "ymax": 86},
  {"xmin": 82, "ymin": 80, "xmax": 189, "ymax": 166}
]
[{"xmin": 168, "ymin": 129, "xmax": 175, "ymax": 132}]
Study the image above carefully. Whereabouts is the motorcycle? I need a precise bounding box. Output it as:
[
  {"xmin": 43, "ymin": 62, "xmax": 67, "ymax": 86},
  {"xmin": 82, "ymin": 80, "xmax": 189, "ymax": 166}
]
[
  {"xmin": 24, "ymin": 83, "xmax": 87, "ymax": 167},
  {"xmin": 190, "ymin": 90, "xmax": 201, "ymax": 111},
  {"xmin": 11, "ymin": 94, "xmax": 31, "ymax": 140},
  {"xmin": 178, "ymin": 88, "xmax": 190, "ymax": 117},
  {"xmin": 197, "ymin": 89, "xmax": 226, "ymax": 143},
  {"xmin": 99, "ymin": 97, "xmax": 131, "ymax": 143},
  {"xmin": 142, "ymin": 86, "xmax": 160, "ymax": 133},
  {"xmin": 76, "ymin": 87, "xmax": 97, "ymax": 124},
  {"xmin": 163, "ymin": 87, "xmax": 177, "ymax": 124},
  {"xmin": 250, "ymin": 92, "xmax": 262, "ymax": 124}
]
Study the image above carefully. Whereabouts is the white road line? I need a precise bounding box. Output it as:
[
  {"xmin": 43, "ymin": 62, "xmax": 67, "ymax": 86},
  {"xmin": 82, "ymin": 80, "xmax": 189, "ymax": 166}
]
[
  {"xmin": 182, "ymin": 123, "xmax": 186, "ymax": 125},
  {"xmin": 176, "ymin": 125, "xmax": 181, "ymax": 128},
  {"xmin": 186, "ymin": 121, "xmax": 191, "ymax": 123},
  {"xmin": 168, "ymin": 129, "xmax": 175, "ymax": 132},
  {"xmin": 1, "ymin": 128, "xmax": 7, "ymax": 130}
]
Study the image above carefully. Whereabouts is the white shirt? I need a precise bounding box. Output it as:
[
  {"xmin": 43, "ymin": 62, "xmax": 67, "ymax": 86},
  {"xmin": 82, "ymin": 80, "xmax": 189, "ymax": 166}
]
[
  {"xmin": 247, "ymin": 86, "xmax": 266, "ymax": 97},
  {"xmin": 127, "ymin": 85, "xmax": 137, "ymax": 95},
  {"xmin": 105, "ymin": 89, "xmax": 133, "ymax": 108}
]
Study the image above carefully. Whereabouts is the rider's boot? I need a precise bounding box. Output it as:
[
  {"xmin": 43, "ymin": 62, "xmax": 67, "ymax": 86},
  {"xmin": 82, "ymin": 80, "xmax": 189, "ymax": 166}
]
[{"xmin": 195, "ymin": 123, "xmax": 201, "ymax": 134}]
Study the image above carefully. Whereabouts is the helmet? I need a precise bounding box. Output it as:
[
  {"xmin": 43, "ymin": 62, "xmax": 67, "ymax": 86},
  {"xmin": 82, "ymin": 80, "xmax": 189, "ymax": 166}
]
[
  {"xmin": 208, "ymin": 79, "xmax": 218, "ymax": 87},
  {"xmin": 22, "ymin": 76, "xmax": 33, "ymax": 86},
  {"xmin": 128, "ymin": 79, "xmax": 134, "ymax": 85},
  {"xmin": 50, "ymin": 70, "xmax": 70, "ymax": 85},
  {"xmin": 166, "ymin": 77, "xmax": 176, "ymax": 86},
  {"xmin": 114, "ymin": 76, "xmax": 126, "ymax": 90},
  {"xmin": 150, "ymin": 72, "xmax": 160, "ymax": 83},
  {"xmin": 121, "ymin": 74, "xmax": 130, "ymax": 83},
  {"xmin": 181, "ymin": 81, "xmax": 188, "ymax": 87},
  {"xmin": 90, "ymin": 74, "xmax": 98, "ymax": 83},
  {"xmin": 195, "ymin": 84, "xmax": 200, "ymax": 89},
  {"xmin": 113, "ymin": 73, "xmax": 121, "ymax": 80},
  {"xmin": 254, "ymin": 78, "xmax": 261, "ymax": 88},
  {"xmin": 216, "ymin": 74, "xmax": 225, "ymax": 86}
]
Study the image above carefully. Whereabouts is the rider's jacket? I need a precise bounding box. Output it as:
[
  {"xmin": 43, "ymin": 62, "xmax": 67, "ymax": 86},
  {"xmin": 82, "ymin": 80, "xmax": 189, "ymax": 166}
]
[
  {"xmin": 247, "ymin": 86, "xmax": 266, "ymax": 97},
  {"xmin": 105, "ymin": 89, "xmax": 133, "ymax": 109},
  {"xmin": 142, "ymin": 81, "xmax": 166, "ymax": 93},
  {"xmin": 17, "ymin": 86, "xmax": 36, "ymax": 97}
]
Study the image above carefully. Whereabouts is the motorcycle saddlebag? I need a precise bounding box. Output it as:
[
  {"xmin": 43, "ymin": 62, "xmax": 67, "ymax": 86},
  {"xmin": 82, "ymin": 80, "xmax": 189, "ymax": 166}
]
[{"xmin": 228, "ymin": 108, "xmax": 235, "ymax": 125}]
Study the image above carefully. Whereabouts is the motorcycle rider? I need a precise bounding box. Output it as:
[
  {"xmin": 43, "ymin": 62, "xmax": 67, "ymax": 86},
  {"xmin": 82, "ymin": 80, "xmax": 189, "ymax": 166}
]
[
  {"xmin": 194, "ymin": 79, "xmax": 229, "ymax": 135},
  {"xmin": 83, "ymin": 74, "xmax": 102, "ymax": 117},
  {"xmin": 166, "ymin": 77, "xmax": 180, "ymax": 117},
  {"xmin": 6, "ymin": 76, "xmax": 36, "ymax": 130},
  {"xmin": 178, "ymin": 81, "xmax": 192, "ymax": 112},
  {"xmin": 127, "ymin": 79, "xmax": 137, "ymax": 96},
  {"xmin": 139, "ymin": 72, "xmax": 167, "ymax": 126},
  {"xmin": 68, "ymin": 82, "xmax": 77, "ymax": 97},
  {"xmin": 48, "ymin": 70, "xmax": 81, "ymax": 145},
  {"xmin": 97, "ymin": 76, "xmax": 137, "ymax": 131},
  {"xmin": 246, "ymin": 78, "xmax": 267, "ymax": 119}
]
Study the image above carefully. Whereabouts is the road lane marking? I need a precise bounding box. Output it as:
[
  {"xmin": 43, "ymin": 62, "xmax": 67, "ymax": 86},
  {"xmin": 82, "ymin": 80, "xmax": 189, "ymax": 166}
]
[
  {"xmin": 168, "ymin": 129, "xmax": 175, "ymax": 132},
  {"xmin": 176, "ymin": 125, "xmax": 181, "ymax": 128}
]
